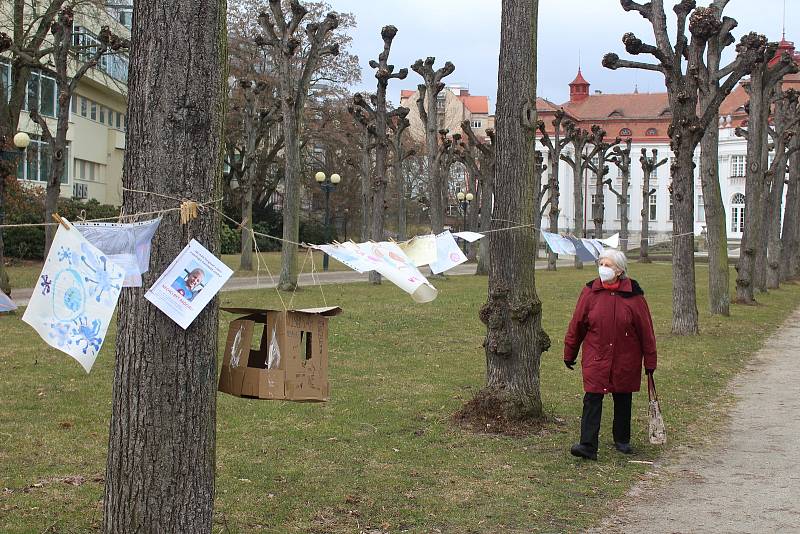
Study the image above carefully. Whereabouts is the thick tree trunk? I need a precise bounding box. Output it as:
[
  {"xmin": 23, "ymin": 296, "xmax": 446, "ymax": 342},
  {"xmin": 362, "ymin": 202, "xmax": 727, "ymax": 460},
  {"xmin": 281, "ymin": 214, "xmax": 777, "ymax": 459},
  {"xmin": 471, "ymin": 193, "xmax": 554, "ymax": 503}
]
[
  {"xmin": 619, "ymin": 171, "xmax": 630, "ymax": 253},
  {"xmin": 467, "ymin": 190, "xmax": 480, "ymax": 260},
  {"xmin": 781, "ymin": 146, "xmax": 800, "ymax": 280},
  {"xmin": 699, "ymin": 123, "xmax": 730, "ymax": 315},
  {"xmin": 103, "ymin": 0, "xmax": 225, "ymax": 531},
  {"xmin": 754, "ymin": 142, "xmax": 771, "ymax": 293},
  {"xmin": 360, "ymin": 132, "xmax": 371, "ymax": 242},
  {"xmin": 240, "ymin": 175, "xmax": 253, "ymax": 271},
  {"xmin": 427, "ymin": 122, "xmax": 443, "ymax": 233},
  {"xmin": 478, "ymin": 0, "xmax": 548, "ymax": 420},
  {"xmin": 670, "ymin": 139, "xmax": 699, "ymax": 335},
  {"xmin": 640, "ymin": 168, "xmax": 652, "ymax": 263},
  {"xmin": 766, "ymin": 149, "xmax": 788, "ymax": 289},
  {"xmin": 396, "ymin": 154, "xmax": 407, "ymax": 241},
  {"xmin": 547, "ymin": 154, "xmax": 560, "ymax": 270},
  {"xmin": 593, "ymin": 170, "xmax": 605, "ymax": 238},
  {"xmin": 572, "ymin": 155, "xmax": 585, "ymax": 269},
  {"xmin": 369, "ymin": 84, "xmax": 388, "ymax": 285},
  {"xmin": 0, "ymin": 159, "xmax": 11, "ymax": 296},
  {"xmin": 476, "ymin": 171, "xmax": 493, "ymax": 275},
  {"xmin": 278, "ymin": 104, "xmax": 301, "ymax": 290}
]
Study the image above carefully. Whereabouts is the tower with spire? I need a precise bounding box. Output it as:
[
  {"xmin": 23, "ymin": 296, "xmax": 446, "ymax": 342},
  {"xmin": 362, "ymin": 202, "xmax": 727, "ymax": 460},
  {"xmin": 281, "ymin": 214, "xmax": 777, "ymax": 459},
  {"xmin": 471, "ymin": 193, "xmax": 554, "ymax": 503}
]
[{"xmin": 569, "ymin": 68, "xmax": 590, "ymax": 103}]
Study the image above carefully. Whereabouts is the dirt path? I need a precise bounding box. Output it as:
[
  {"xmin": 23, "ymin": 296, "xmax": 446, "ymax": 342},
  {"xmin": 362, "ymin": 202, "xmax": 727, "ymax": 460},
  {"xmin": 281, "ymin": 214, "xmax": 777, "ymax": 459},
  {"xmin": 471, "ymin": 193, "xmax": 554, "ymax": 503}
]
[{"xmin": 589, "ymin": 307, "xmax": 800, "ymax": 534}]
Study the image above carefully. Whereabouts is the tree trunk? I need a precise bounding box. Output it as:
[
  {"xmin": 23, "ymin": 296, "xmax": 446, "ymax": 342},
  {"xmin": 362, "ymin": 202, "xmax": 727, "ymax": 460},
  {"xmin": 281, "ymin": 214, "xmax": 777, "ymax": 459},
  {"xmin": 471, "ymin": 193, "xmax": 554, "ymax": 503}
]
[
  {"xmin": 425, "ymin": 100, "xmax": 443, "ymax": 234},
  {"xmin": 699, "ymin": 122, "xmax": 730, "ymax": 315},
  {"xmin": 240, "ymin": 174, "xmax": 253, "ymax": 271},
  {"xmin": 103, "ymin": 0, "xmax": 225, "ymax": 531},
  {"xmin": 670, "ymin": 139, "xmax": 699, "ymax": 335},
  {"xmin": 781, "ymin": 145, "xmax": 800, "ymax": 281},
  {"xmin": 478, "ymin": 0, "xmax": 548, "ymax": 420},
  {"xmin": 766, "ymin": 149, "xmax": 788, "ymax": 289},
  {"xmin": 396, "ymin": 154, "xmax": 407, "ymax": 241},
  {"xmin": 467, "ymin": 190, "xmax": 480, "ymax": 260},
  {"xmin": 640, "ymin": 168, "xmax": 652, "ymax": 263},
  {"xmin": 572, "ymin": 154, "xmax": 585, "ymax": 269},
  {"xmin": 0, "ymin": 159, "xmax": 11, "ymax": 296},
  {"xmin": 476, "ymin": 170, "xmax": 493, "ymax": 275},
  {"xmin": 754, "ymin": 140, "xmax": 771, "ymax": 293},
  {"xmin": 547, "ymin": 153, "xmax": 560, "ymax": 270},
  {"xmin": 593, "ymin": 169, "xmax": 605, "ymax": 238},
  {"xmin": 360, "ymin": 131, "xmax": 371, "ymax": 242},
  {"xmin": 278, "ymin": 97, "xmax": 301, "ymax": 290},
  {"xmin": 369, "ymin": 92, "xmax": 388, "ymax": 285},
  {"xmin": 619, "ymin": 169, "xmax": 630, "ymax": 253}
]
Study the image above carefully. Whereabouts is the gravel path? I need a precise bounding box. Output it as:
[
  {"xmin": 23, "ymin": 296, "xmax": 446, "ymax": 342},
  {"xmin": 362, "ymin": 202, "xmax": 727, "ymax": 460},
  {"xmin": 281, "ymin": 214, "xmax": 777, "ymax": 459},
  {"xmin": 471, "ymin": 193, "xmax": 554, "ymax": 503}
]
[{"xmin": 589, "ymin": 307, "xmax": 800, "ymax": 534}]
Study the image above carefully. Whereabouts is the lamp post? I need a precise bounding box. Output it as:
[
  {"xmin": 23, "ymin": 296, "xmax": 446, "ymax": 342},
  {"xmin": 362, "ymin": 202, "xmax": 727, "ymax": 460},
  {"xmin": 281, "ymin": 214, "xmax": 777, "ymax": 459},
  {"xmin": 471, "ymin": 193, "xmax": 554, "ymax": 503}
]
[
  {"xmin": 457, "ymin": 190, "xmax": 473, "ymax": 253},
  {"xmin": 0, "ymin": 132, "xmax": 31, "ymax": 296},
  {"xmin": 343, "ymin": 208, "xmax": 349, "ymax": 241},
  {"xmin": 315, "ymin": 171, "xmax": 341, "ymax": 271}
]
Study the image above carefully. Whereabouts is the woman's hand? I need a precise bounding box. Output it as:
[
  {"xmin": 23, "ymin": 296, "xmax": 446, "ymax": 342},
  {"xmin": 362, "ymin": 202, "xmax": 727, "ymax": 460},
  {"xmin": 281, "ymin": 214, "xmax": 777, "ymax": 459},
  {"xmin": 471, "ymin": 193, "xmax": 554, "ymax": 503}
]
[{"xmin": 565, "ymin": 360, "xmax": 576, "ymax": 370}]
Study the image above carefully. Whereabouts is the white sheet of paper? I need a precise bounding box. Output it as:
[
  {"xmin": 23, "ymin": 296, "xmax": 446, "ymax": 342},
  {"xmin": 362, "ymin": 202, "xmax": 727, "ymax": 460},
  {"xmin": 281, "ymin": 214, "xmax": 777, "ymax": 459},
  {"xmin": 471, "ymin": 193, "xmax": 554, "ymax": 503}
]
[
  {"xmin": 541, "ymin": 231, "xmax": 576, "ymax": 256},
  {"xmin": 22, "ymin": 219, "xmax": 125, "ymax": 373},
  {"xmin": 313, "ymin": 242, "xmax": 374, "ymax": 273},
  {"xmin": 598, "ymin": 233, "xmax": 620, "ymax": 249},
  {"xmin": 429, "ymin": 231, "xmax": 468, "ymax": 274},
  {"xmin": 399, "ymin": 235, "xmax": 437, "ymax": 267},
  {"xmin": 0, "ymin": 291, "xmax": 18, "ymax": 312},
  {"xmin": 74, "ymin": 217, "xmax": 162, "ymax": 287},
  {"xmin": 355, "ymin": 241, "xmax": 438, "ymax": 303},
  {"xmin": 581, "ymin": 238, "xmax": 603, "ymax": 259},
  {"xmin": 144, "ymin": 239, "xmax": 233, "ymax": 329},
  {"xmin": 453, "ymin": 231, "xmax": 485, "ymax": 243}
]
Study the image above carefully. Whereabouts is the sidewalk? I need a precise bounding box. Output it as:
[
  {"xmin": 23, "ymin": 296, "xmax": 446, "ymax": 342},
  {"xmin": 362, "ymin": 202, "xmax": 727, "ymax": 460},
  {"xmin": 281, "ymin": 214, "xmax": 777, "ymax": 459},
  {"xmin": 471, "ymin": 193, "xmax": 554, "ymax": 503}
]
[{"xmin": 589, "ymin": 306, "xmax": 800, "ymax": 533}]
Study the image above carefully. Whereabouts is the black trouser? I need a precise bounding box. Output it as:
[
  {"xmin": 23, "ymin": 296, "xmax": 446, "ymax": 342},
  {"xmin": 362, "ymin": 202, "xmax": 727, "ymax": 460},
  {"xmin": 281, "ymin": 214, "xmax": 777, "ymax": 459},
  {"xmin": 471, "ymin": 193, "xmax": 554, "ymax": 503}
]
[{"xmin": 579, "ymin": 392, "xmax": 632, "ymax": 453}]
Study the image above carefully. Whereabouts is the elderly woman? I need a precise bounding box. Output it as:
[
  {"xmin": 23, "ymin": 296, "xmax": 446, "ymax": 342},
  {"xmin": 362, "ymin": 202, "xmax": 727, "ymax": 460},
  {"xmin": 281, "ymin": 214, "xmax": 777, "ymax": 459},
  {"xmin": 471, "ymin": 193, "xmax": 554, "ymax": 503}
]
[{"xmin": 563, "ymin": 249, "xmax": 657, "ymax": 460}]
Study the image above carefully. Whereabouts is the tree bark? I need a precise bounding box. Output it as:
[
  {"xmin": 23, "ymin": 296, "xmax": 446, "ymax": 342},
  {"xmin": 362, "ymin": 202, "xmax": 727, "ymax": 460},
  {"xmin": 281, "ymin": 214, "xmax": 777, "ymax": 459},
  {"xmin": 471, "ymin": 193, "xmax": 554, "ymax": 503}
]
[
  {"xmin": 240, "ymin": 174, "xmax": 254, "ymax": 271},
  {"xmin": 278, "ymin": 105, "xmax": 301, "ymax": 290},
  {"xmin": 103, "ymin": 0, "xmax": 226, "ymax": 531},
  {"xmin": 478, "ymin": 0, "xmax": 549, "ymax": 420},
  {"xmin": 699, "ymin": 123, "xmax": 730, "ymax": 315},
  {"xmin": 781, "ymin": 143, "xmax": 800, "ymax": 280},
  {"xmin": 395, "ymin": 152, "xmax": 407, "ymax": 241},
  {"xmin": 476, "ymin": 171, "xmax": 493, "ymax": 275},
  {"xmin": 640, "ymin": 167, "xmax": 653, "ymax": 263}
]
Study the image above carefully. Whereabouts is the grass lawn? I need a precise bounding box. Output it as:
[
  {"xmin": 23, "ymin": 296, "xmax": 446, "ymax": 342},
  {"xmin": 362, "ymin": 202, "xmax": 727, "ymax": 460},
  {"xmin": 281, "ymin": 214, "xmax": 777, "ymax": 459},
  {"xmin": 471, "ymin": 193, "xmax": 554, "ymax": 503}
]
[
  {"xmin": 4, "ymin": 260, "xmax": 43, "ymax": 291},
  {"xmin": 1, "ymin": 263, "xmax": 799, "ymax": 532}
]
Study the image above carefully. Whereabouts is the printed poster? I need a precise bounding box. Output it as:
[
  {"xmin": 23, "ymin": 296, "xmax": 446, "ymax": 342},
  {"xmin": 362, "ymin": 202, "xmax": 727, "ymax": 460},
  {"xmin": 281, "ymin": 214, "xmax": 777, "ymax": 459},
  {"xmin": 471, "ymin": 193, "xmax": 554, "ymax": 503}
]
[
  {"xmin": 313, "ymin": 242, "xmax": 374, "ymax": 273},
  {"xmin": 22, "ymin": 219, "xmax": 125, "ymax": 373},
  {"xmin": 429, "ymin": 231, "xmax": 468, "ymax": 274},
  {"xmin": 356, "ymin": 241, "xmax": 438, "ymax": 303},
  {"xmin": 74, "ymin": 217, "xmax": 161, "ymax": 287},
  {"xmin": 399, "ymin": 234, "xmax": 437, "ymax": 267},
  {"xmin": 145, "ymin": 239, "xmax": 233, "ymax": 329}
]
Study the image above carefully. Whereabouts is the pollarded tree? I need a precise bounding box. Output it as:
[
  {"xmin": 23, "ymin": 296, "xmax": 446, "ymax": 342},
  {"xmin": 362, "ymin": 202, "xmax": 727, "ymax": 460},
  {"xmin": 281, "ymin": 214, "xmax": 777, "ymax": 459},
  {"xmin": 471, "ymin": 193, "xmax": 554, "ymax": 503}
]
[
  {"xmin": 537, "ymin": 110, "xmax": 572, "ymax": 271},
  {"xmin": 781, "ymin": 130, "xmax": 800, "ymax": 280},
  {"xmin": 411, "ymin": 57, "xmax": 455, "ymax": 234},
  {"xmin": 587, "ymin": 135, "xmax": 621, "ymax": 238},
  {"xmin": 604, "ymin": 0, "xmax": 772, "ymax": 334},
  {"xmin": 390, "ymin": 112, "xmax": 413, "ymax": 240},
  {"xmin": 460, "ymin": 121, "xmax": 495, "ymax": 275},
  {"xmin": 347, "ymin": 99, "xmax": 375, "ymax": 241},
  {"xmin": 733, "ymin": 45, "xmax": 798, "ymax": 304},
  {"xmin": 474, "ymin": 0, "xmax": 549, "ymax": 421},
  {"xmin": 606, "ymin": 138, "xmax": 633, "ymax": 252},
  {"xmin": 639, "ymin": 148, "xmax": 667, "ymax": 263},
  {"xmin": 256, "ymin": 0, "xmax": 340, "ymax": 291},
  {"xmin": 102, "ymin": 0, "xmax": 226, "ymax": 530},
  {"xmin": 765, "ymin": 90, "xmax": 800, "ymax": 289},
  {"xmin": 561, "ymin": 123, "xmax": 604, "ymax": 269}
]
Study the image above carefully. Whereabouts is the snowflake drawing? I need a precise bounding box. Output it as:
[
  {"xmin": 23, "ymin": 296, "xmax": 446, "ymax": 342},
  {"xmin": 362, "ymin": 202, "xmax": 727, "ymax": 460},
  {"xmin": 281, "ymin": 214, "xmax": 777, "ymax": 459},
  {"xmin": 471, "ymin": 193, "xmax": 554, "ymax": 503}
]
[
  {"xmin": 63, "ymin": 286, "xmax": 83, "ymax": 312},
  {"xmin": 71, "ymin": 317, "xmax": 103, "ymax": 355},
  {"xmin": 48, "ymin": 322, "xmax": 72, "ymax": 348},
  {"xmin": 39, "ymin": 275, "xmax": 52, "ymax": 295},
  {"xmin": 57, "ymin": 247, "xmax": 74, "ymax": 264},
  {"xmin": 80, "ymin": 243, "xmax": 123, "ymax": 304}
]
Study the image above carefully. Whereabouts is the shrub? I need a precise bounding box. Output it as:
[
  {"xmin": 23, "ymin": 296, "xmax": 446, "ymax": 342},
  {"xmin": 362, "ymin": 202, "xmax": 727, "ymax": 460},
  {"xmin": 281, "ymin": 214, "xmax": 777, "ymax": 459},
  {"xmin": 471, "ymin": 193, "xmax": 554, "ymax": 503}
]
[{"xmin": 220, "ymin": 223, "xmax": 241, "ymax": 255}]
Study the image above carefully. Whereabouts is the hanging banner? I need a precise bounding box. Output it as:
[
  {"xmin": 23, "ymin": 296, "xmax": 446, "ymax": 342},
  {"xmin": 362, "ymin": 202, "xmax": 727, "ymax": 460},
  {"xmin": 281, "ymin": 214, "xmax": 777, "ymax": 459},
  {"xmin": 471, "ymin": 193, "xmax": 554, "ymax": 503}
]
[
  {"xmin": 598, "ymin": 233, "xmax": 620, "ymax": 249},
  {"xmin": 399, "ymin": 234, "xmax": 437, "ymax": 267},
  {"xmin": 22, "ymin": 219, "xmax": 125, "ymax": 373},
  {"xmin": 355, "ymin": 241, "xmax": 438, "ymax": 303},
  {"xmin": 581, "ymin": 238, "xmax": 604, "ymax": 258},
  {"xmin": 566, "ymin": 235, "xmax": 598, "ymax": 262},
  {"xmin": 541, "ymin": 231, "xmax": 576, "ymax": 256},
  {"xmin": 144, "ymin": 239, "xmax": 233, "ymax": 329},
  {"xmin": 74, "ymin": 217, "xmax": 162, "ymax": 287},
  {"xmin": 453, "ymin": 231, "xmax": 485, "ymax": 243},
  {"xmin": 429, "ymin": 231, "xmax": 468, "ymax": 274},
  {"xmin": 314, "ymin": 242, "xmax": 374, "ymax": 273},
  {"xmin": 0, "ymin": 291, "xmax": 18, "ymax": 313}
]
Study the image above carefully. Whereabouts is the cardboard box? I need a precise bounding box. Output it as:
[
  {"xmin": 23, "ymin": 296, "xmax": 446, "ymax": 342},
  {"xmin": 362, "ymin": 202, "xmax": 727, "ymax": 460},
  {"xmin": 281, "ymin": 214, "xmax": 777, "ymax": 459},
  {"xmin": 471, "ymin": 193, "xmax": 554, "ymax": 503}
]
[{"xmin": 218, "ymin": 306, "xmax": 341, "ymax": 401}]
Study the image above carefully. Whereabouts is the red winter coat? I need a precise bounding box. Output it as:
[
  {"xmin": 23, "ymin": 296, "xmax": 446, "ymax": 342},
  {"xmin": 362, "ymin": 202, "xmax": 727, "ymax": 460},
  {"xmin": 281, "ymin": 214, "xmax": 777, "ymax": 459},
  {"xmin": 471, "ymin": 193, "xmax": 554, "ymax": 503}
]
[{"xmin": 563, "ymin": 278, "xmax": 657, "ymax": 393}]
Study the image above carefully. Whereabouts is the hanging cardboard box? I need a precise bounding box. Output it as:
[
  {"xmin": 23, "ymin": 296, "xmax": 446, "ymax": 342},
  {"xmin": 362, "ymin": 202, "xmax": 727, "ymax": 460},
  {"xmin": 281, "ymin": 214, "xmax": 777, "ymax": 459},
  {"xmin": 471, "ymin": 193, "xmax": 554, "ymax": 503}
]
[{"xmin": 218, "ymin": 306, "xmax": 341, "ymax": 401}]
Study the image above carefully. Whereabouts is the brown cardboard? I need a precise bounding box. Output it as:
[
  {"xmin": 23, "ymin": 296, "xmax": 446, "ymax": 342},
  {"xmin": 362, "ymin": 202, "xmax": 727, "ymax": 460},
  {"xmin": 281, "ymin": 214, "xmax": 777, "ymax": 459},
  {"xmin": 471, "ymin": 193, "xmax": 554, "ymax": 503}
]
[{"xmin": 218, "ymin": 306, "xmax": 341, "ymax": 402}]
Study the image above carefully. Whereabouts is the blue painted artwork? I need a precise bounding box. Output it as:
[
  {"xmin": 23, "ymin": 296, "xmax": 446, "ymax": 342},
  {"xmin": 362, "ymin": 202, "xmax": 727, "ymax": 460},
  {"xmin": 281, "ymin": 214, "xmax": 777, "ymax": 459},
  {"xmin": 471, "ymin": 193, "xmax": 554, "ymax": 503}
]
[{"xmin": 39, "ymin": 274, "xmax": 51, "ymax": 296}]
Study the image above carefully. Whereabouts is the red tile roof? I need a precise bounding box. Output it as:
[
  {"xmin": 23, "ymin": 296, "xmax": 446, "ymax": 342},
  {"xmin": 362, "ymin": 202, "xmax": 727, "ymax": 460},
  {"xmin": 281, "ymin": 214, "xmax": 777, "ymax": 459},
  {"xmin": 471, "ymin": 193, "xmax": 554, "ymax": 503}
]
[
  {"xmin": 563, "ymin": 92, "xmax": 670, "ymax": 120},
  {"xmin": 400, "ymin": 89, "xmax": 415, "ymax": 99},
  {"xmin": 459, "ymin": 95, "xmax": 489, "ymax": 114},
  {"xmin": 570, "ymin": 68, "xmax": 589, "ymax": 87}
]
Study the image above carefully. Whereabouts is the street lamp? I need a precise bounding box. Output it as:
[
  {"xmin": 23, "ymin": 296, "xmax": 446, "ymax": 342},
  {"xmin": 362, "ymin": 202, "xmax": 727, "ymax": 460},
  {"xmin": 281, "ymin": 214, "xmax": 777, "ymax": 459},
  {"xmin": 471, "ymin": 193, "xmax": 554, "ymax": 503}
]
[
  {"xmin": 1, "ymin": 131, "xmax": 30, "ymax": 160},
  {"xmin": 315, "ymin": 171, "xmax": 341, "ymax": 271},
  {"xmin": 457, "ymin": 190, "xmax": 474, "ymax": 253}
]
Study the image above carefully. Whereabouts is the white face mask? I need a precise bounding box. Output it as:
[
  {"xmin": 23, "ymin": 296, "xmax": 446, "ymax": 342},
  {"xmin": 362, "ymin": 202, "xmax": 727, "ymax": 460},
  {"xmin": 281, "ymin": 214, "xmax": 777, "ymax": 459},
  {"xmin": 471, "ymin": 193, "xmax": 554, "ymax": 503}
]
[{"xmin": 598, "ymin": 265, "xmax": 617, "ymax": 282}]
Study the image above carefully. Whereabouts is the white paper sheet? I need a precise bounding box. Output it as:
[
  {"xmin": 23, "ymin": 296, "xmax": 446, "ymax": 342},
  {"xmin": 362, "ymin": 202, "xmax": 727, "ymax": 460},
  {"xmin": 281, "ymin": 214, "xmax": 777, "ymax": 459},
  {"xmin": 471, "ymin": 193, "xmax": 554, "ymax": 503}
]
[
  {"xmin": 598, "ymin": 233, "xmax": 620, "ymax": 249},
  {"xmin": 313, "ymin": 242, "xmax": 374, "ymax": 273},
  {"xmin": 22, "ymin": 219, "xmax": 125, "ymax": 372},
  {"xmin": 0, "ymin": 291, "xmax": 18, "ymax": 312},
  {"xmin": 355, "ymin": 241, "xmax": 438, "ymax": 303},
  {"xmin": 453, "ymin": 231, "xmax": 485, "ymax": 243},
  {"xmin": 144, "ymin": 239, "xmax": 233, "ymax": 329},
  {"xmin": 74, "ymin": 217, "xmax": 162, "ymax": 287},
  {"xmin": 541, "ymin": 231, "xmax": 576, "ymax": 256},
  {"xmin": 399, "ymin": 234, "xmax": 437, "ymax": 267},
  {"xmin": 429, "ymin": 231, "xmax": 468, "ymax": 274},
  {"xmin": 581, "ymin": 238, "xmax": 603, "ymax": 259}
]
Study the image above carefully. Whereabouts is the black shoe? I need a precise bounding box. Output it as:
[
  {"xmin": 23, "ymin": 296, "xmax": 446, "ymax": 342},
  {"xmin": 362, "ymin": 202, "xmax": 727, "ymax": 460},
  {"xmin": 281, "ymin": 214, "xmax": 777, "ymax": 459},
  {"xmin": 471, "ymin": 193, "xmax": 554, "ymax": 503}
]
[
  {"xmin": 570, "ymin": 443, "xmax": 598, "ymax": 461},
  {"xmin": 614, "ymin": 442, "xmax": 633, "ymax": 455}
]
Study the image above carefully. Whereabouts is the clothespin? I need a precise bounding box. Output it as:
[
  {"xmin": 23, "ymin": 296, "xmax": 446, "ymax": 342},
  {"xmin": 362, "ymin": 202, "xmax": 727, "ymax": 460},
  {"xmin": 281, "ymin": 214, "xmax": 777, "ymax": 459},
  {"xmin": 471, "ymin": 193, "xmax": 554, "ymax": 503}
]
[
  {"xmin": 179, "ymin": 200, "xmax": 199, "ymax": 225},
  {"xmin": 78, "ymin": 209, "xmax": 87, "ymax": 223},
  {"xmin": 52, "ymin": 213, "xmax": 70, "ymax": 230}
]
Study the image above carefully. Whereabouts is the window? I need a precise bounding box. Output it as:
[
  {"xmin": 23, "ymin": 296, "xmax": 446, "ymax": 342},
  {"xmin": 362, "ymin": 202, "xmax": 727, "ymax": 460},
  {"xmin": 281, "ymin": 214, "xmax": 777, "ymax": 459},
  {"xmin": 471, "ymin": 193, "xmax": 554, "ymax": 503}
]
[
  {"xmin": 99, "ymin": 106, "xmax": 106, "ymax": 124},
  {"xmin": 1, "ymin": 60, "xmax": 10, "ymax": 98},
  {"xmin": 115, "ymin": 111, "xmax": 121, "ymax": 129},
  {"xmin": 697, "ymin": 195, "xmax": 705, "ymax": 222},
  {"xmin": 74, "ymin": 158, "xmax": 100, "ymax": 182},
  {"xmin": 649, "ymin": 194, "xmax": 657, "ymax": 221},
  {"xmin": 731, "ymin": 155, "xmax": 746, "ymax": 177},
  {"xmin": 119, "ymin": 8, "xmax": 133, "ymax": 29},
  {"xmin": 616, "ymin": 195, "xmax": 630, "ymax": 221},
  {"xmin": 17, "ymin": 136, "xmax": 69, "ymax": 184},
  {"xmin": 80, "ymin": 97, "xmax": 88, "ymax": 117},
  {"xmin": 71, "ymin": 94, "xmax": 77, "ymax": 113},
  {"xmin": 470, "ymin": 119, "xmax": 482, "ymax": 128},
  {"xmin": 436, "ymin": 94, "xmax": 446, "ymax": 111},
  {"xmin": 590, "ymin": 155, "xmax": 600, "ymax": 178},
  {"xmin": 731, "ymin": 193, "xmax": 745, "ymax": 233},
  {"xmin": 23, "ymin": 70, "xmax": 57, "ymax": 117},
  {"xmin": 619, "ymin": 128, "xmax": 632, "ymax": 137},
  {"xmin": 646, "ymin": 128, "xmax": 658, "ymax": 136},
  {"xmin": 90, "ymin": 101, "xmax": 97, "ymax": 120},
  {"xmin": 591, "ymin": 194, "xmax": 603, "ymax": 220},
  {"xmin": 669, "ymin": 196, "xmax": 674, "ymax": 221}
]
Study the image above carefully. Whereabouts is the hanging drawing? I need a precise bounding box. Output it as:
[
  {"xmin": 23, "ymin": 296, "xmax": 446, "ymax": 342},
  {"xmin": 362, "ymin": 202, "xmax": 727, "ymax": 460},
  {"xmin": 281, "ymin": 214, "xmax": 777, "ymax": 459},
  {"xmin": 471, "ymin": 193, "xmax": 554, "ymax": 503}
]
[{"xmin": 22, "ymin": 219, "xmax": 125, "ymax": 373}]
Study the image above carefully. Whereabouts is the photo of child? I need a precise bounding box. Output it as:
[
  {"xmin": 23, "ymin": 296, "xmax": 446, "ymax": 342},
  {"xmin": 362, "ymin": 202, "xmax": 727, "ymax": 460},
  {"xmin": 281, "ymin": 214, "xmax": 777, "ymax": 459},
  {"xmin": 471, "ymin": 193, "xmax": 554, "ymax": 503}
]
[{"xmin": 171, "ymin": 262, "xmax": 212, "ymax": 302}]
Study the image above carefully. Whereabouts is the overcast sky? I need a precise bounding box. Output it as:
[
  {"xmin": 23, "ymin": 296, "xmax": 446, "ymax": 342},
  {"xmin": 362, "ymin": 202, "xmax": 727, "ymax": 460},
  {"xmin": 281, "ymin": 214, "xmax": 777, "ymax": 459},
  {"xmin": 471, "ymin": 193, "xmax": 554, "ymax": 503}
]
[{"xmin": 325, "ymin": 0, "xmax": 795, "ymax": 111}]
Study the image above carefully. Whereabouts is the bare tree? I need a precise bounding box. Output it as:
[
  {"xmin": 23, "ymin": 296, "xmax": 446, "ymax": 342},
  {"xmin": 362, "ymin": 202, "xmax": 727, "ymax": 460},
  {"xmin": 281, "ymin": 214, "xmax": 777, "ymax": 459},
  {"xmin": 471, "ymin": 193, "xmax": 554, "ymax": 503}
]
[
  {"xmin": 606, "ymin": 138, "xmax": 633, "ymax": 252},
  {"xmin": 390, "ymin": 111, "xmax": 413, "ymax": 240},
  {"xmin": 411, "ymin": 57, "xmax": 454, "ymax": 234},
  {"xmin": 103, "ymin": 0, "xmax": 226, "ymax": 530},
  {"xmin": 537, "ymin": 110, "xmax": 571, "ymax": 270},
  {"xmin": 733, "ymin": 46, "xmax": 797, "ymax": 304},
  {"xmin": 256, "ymin": 0, "xmax": 340, "ymax": 291},
  {"xmin": 604, "ymin": 0, "xmax": 771, "ymax": 334},
  {"xmin": 781, "ymin": 132, "xmax": 800, "ymax": 280},
  {"xmin": 347, "ymin": 99, "xmax": 375, "ymax": 241},
  {"xmin": 475, "ymin": 0, "xmax": 549, "ymax": 421},
  {"xmin": 765, "ymin": 90, "xmax": 800, "ymax": 289},
  {"xmin": 639, "ymin": 148, "xmax": 667, "ymax": 263},
  {"xmin": 460, "ymin": 121, "xmax": 495, "ymax": 275},
  {"xmin": 560, "ymin": 123, "xmax": 604, "ymax": 268},
  {"xmin": 587, "ymin": 135, "xmax": 621, "ymax": 238}
]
